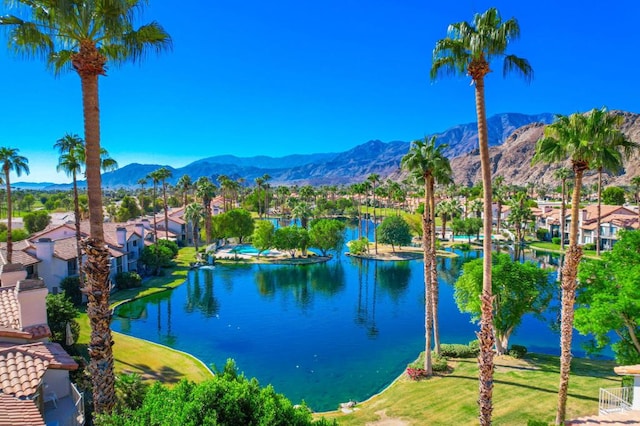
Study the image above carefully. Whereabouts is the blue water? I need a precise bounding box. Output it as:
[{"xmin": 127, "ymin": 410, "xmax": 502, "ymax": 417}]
[
  {"xmin": 111, "ymin": 226, "xmax": 609, "ymax": 411},
  {"xmin": 234, "ymin": 244, "xmax": 270, "ymax": 255}
]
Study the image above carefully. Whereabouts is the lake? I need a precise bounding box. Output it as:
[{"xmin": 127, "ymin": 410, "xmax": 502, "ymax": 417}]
[{"xmin": 112, "ymin": 230, "xmax": 605, "ymax": 411}]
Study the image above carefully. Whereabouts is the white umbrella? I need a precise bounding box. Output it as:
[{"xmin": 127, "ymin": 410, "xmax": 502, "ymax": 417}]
[{"xmin": 65, "ymin": 322, "xmax": 74, "ymax": 346}]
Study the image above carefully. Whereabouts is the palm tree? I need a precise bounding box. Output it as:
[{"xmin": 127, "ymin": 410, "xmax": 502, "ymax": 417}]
[
  {"xmin": 153, "ymin": 168, "xmax": 173, "ymax": 240},
  {"xmin": 262, "ymin": 174, "xmax": 271, "ymax": 219},
  {"xmin": 0, "ymin": 148, "xmax": 29, "ymax": 263},
  {"xmin": 195, "ymin": 177, "xmax": 217, "ymax": 246},
  {"xmin": 254, "ymin": 176, "xmax": 265, "ymax": 218},
  {"xmin": 136, "ymin": 177, "xmax": 148, "ymax": 212},
  {"xmin": 430, "ymin": 8, "xmax": 533, "ymax": 425},
  {"xmin": 631, "ymin": 176, "xmax": 640, "ymax": 225},
  {"xmin": 184, "ymin": 202, "xmax": 204, "ymax": 252},
  {"xmin": 147, "ymin": 170, "xmax": 162, "ymax": 242},
  {"xmin": 431, "ymin": 8, "xmax": 532, "ymax": 423},
  {"xmin": 401, "ymin": 136, "xmax": 452, "ymax": 371},
  {"xmin": 1, "ymin": 2, "xmax": 171, "ymax": 414},
  {"xmin": 367, "ymin": 174, "xmax": 381, "ymax": 254},
  {"xmin": 493, "ymin": 175, "xmax": 506, "ymax": 233},
  {"xmin": 553, "ymin": 167, "xmax": 571, "ymax": 250},
  {"xmin": 436, "ymin": 199, "xmax": 461, "ymax": 239},
  {"xmin": 177, "ymin": 175, "xmax": 192, "ymax": 207},
  {"xmin": 589, "ymin": 110, "xmax": 636, "ymax": 255},
  {"xmin": 532, "ymin": 109, "xmax": 634, "ymax": 425}
]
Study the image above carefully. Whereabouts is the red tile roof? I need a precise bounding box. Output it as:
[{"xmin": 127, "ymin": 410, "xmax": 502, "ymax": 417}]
[
  {"xmin": 0, "ymin": 286, "xmax": 51, "ymax": 340},
  {"xmin": 0, "ymin": 393, "xmax": 44, "ymax": 426}
]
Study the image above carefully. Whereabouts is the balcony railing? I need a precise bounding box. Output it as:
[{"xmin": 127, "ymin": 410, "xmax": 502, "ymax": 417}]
[
  {"xmin": 43, "ymin": 381, "xmax": 85, "ymax": 426},
  {"xmin": 599, "ymin": 387, "xmax": 632, "ymax": 415}
]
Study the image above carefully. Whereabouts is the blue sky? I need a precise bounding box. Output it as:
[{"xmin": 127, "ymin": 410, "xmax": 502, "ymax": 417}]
[{"xmin": 2, "ymin": 0, "xmax": 639, "ymax": 183}]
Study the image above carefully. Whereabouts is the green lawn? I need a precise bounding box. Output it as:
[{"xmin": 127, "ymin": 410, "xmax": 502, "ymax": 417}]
[
  {"xmin": 317, "ymin": 354, "xmax": 620, "ymax": 425},
  {"xmin": 529, "ymin": 241, "xmax": 599, "ymax": 259},
  {"xmin": 76, "ymin": 247, "xmax": 214, "ymax": 384}
]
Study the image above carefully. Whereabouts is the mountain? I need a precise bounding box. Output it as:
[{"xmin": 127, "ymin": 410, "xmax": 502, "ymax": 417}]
[{"xmin": 449, "ymin": 110, "xmax": 640, "ymax": 187}]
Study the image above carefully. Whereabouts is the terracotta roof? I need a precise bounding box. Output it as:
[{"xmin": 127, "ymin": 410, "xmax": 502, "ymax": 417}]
[
  {"xmin": 0, "ymin": 393, "xmax": 44, "ymax": 426},
  {"xmin": 0, "ymin": 247, "xmax": 40, "ymax": 267},
  {"xmin": 0, "ymin": 286, "xmax": 51, "ymax": 340},
  {"xmin": 52, "ymin": 237, "xmax": 79, "ymax": 261}
]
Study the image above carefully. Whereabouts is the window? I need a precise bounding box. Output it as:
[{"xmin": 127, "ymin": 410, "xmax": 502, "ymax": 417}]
[
  {"xmin": 67, "ymin": 259, "xmax": 78, "ymax": 276},
  {"xmin": 132, "ymin": 240, "xmax": 137, "ymax": 247}
]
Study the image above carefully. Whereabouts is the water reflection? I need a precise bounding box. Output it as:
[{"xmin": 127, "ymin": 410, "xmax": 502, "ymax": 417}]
[
  {"xmin": 185, "ymin": 269, "xmax": 220, "ymax": 317},
  {"xmin": 377, "ymin": 261, "xmax": 411, "ymax": 302}
]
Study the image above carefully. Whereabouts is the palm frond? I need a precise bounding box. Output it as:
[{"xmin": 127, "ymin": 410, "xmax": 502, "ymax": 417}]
[{"xmin": 503, "ymin": 54, "xmax": 533, "ymax": 83}]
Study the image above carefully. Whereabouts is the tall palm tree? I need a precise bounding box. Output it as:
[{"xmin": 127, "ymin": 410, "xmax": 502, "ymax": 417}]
[
  {"xmin": 152, "ymin": 167, "xmax": 173, "ymax": 240},
  {"xmin": 195, "ymin": 177, "xmax": 217, "ymax": 246},
  {"xmin": 367, "ymin": 174, "xmax": 381, "ymax": 254},
  {"xmin": 177, "ymin": 175, "xmax": 192, "ymax": 207},
  {"xmin": 184, "ymin": 202, "xmax": 204, "ymax": 252},
  {"xmin": 431, "ymin": 8, "xmax": 532, "ymax": 423},
  {"xmin": 1, "ymin": 1, "xmax": 171, "ymax": 414},
  {"xmin": 254, "ymin": 176, "xmax": 265, "ymax": 218},
  {"xmin": 262, "ymin": 174, "xmax": 271, "ymax": 219},
  {"xmin": 0, "ymin": 148, "xmax": 29, "ymax": 263},
  {"xmin": 137, "ymin": 177, "xmax": 148, "ymax": 212},
  {"xmin": 493, "ymin": 175, "xmax": 506, "ymax": 233},
  {"xmin": 401, "ymin": 136, "xmax": 452, "ymax": 371},
  {"xmin": 589, "ymin": 110, "xmax": 636, "ymax": 255},
  {"xmin": 147, "ymin": 170, "xmax": 162, "ymax": 242},
  {"xmin": 553, "ymin": 167, "xmax": 571, "ymax": 250},
  {"xmin": 532, "ymin": 109, "xmax": 634, "ymax": 425}
]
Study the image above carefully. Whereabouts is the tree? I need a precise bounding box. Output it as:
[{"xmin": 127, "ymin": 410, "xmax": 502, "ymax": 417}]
[
  {"xmin": 291, "ymin": 201, "xmax": 312, "ymax": 229},
  {"xmin": 137, "ymin": 178, "xmax": 148, "ymax": 212},
  {"xmin": 184, "ymin": 202, "xmax": 204, "ymax": 252},
  {"xmin": 367, "ymin": 174, "xmax": 381, "ymax": 254},
  {"xmin": 553, "ymin": 167, "xmax": 572, "ymax": 250},
  {"xmin": 196, "ymin": 177, "xmax": 217, "ymax": 246},
  {"xmin": 454, "ymin": 253, "xmax": 552, "ymax": 354},
  {"xmin": 431, "ymin": 8, "xmax": 532, "ymax": 422},
  {"xmin": 252, "ymin": 220, "xmax": 275, "ymax": 256},
  {"xmin": 176, "ymin": 175, "xmax": 192, "ymax": 207},
  {"xmin": 308, "ymin": 219, "xmax": 346, "ymax": 256},
  {"xmin": 116, "ymin": 196, "xmax": 141, "ymax": 222},
  {"xmin": 46, "ymin": 293, "xmax": 80, "ymax": 350},
  {"xmin": 1, "ymin": 1, "xmax": 172, "ymax": 414},
  {"xmin": 532, "ymin": 108, "xmax": 633, "ymax": 425},
  {"xmin": 0, "ymin": 148, "xmax": 29, "ymax": 263},
  {"xmin": 435, "ymin": 199, "xmax": 461, "ymax": 239},
  {"xmin": 576, "ymin": 230, "xmax": 640, "ymax": 364},
  {"xmin": 401, "ymin": 136, "xmax": 452, "ymax": 370},
  {"xmin": 273, "ymin": 226, "xmax": 308, "ymax": 258},
  {"xmin": 151, "ymin": 167, "xmax": 173, "ymax": 241},
  {"xmin": 23, "ymin": 210, "xmax": 50, "ymax": 234},
  {"xmin": 631, "ymin": 176, "xmax": 640, "ymax": 224},
  {"xmin": 508, "ymin": 191, "xmax": 533, "ymax": 245},
  {"xmin": 140, "ymin": 244, "xmax": 173, "ymax": 275},
  {"xmin": 602, "ymin": 186, "xmax": 626, "ymax": 206},
  {"xmin": 376, "ymin": 216, "xmax": 412, "ymax": 252},
  {"xmin": 220, "ymin": 209, "xmax": 254, "ymax": 243}
]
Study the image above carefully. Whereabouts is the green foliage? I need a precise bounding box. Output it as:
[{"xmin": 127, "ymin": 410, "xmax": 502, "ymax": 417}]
[
  {"xmin": 308, "ymin": 219, "xmax": 346, "ymax": 256},
  {"xmin": 273, "ymin": 226, "xmax": 309, "ymax": 257},
  {"xmin": 439, "ymin": 343, "xmax": 477, "ymax": 358},
  {"xmin": 23, "ymin": 210, "xmax": 51, "ymax": 234},
  {"xmin": 582, "ymin": 243, "xmax": 596, "ymax": 251},
  {"xmin": 451, "ymin": 217, "xmax": 482, "ymax": 240},
  {"xmin": 508, "ymin": 344, "xmax": 528, "ymax": 359},
  {"xmin": 347, "ymin": 237, "xmax": 369, "ymax": 255},
  {"xmin": 454, "ymin": 253, "xmax": 553, "ymax": 352},
  {"xmin": 376, "ymin": 216, "xmax": 412, "ymax": 251},
  {"xmin": 576, "ymin": 230, "xmax": 640, "ymax": 364},
  {"xmin": 408, "ymin": 351, "xmax": 448, "ymax": 372},
  {"xmin": 527, "ymin": 420, "xmax": 549, "ymax": 426},
  {"xmin": 551, "ymin": 237, "xmax": 561, "ymax": 245},
  {"xmin": 602, "ymin": 186, "xmax": 626, "ymax": 205},
  {"xmin": 220, "ymin": 208, "xmax": 255, "ymax": 243},
  {"xmin": 140, "ymin": 244, "xmax": 173, "ymax": 275},
  {"xmin": 116, "ymin": 195, "xmax": 142, "ymax": 222},
  {"xmin": 60, "ymin": 276, "xmax": 83, "ymax": 306},
  {"xmin": 46, "ymin": 293, "xmax": 80, "ymax": 349},
  {"xmin": 451, "ymin": 242, "xmax": 471, "ymax": 251},
  {"xmin": 115, "ymin": 272, "xmax": 142, "ymax": 290},
  {"xmin": 536, "ymin": 228, "xmax": 549, "ymax": 241},
  {"xmin": 157, "ymin": 239, "xmax": 179, "ymax": 257},
  {"xmin": 114, "ymin": 373, "xmax": 148, "ymax": 413},
  {"xmin": 252, "ymin": 220, "xmax": 275, "ymax": 255},
  {"xmin": 95, "ymin": 359, "xmax": 334, "ymax": 426},
  {"xmin": 0, "ymin": 229, "xmax": 28, "ymax": 242}
]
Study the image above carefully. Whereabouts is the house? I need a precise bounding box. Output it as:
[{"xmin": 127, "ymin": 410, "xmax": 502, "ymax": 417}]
[
  {"xmin": 0, "ymin": 264, "xmax": 84, "ymax": 426},
  {"xmin": 578, "ymin": 205, "xmax": 638, "ymax": 249}
]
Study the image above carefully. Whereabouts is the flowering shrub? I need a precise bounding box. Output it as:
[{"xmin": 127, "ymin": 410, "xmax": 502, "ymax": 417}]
[{"xmin": 406, "ymin": 367, "xmax": 428, "ymax": 380}]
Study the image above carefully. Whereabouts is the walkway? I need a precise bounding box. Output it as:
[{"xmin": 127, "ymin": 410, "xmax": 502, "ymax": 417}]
[{"xmin": 566, "ymin": 411, "xmax": 640, "ymax": 425}]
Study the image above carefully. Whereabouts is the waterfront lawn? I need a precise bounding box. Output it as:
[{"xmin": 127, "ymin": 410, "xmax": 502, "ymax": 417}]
[
  {"xmin": 76, "ymin": 247, "xmax": 213, "ymax": 384},
  {"xmin": 318, "ymin": 354, "xmax": 619, "ymax": 425},
  {"xmin": 529, "ymin": 241, "xmax": 599, "ymax": 259}
]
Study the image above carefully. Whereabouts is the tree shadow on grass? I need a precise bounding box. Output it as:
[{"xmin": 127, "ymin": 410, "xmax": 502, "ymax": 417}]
[{"xmin": 116, "ymin": 359, "xmax": 186, "ymax": 384}]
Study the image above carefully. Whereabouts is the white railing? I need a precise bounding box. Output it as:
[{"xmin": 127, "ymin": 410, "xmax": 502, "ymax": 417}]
[
  {"xmin": 70, "ymin": 382, "xmax": 85, "ymax": 426},
  {"xmin": 599, "ymin": 387, "xmax": 633, "ymax": 415}
]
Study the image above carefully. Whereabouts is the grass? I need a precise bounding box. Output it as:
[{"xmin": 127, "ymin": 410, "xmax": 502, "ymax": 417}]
[
  {"xmin": 76, "ymin": 246, "xmax": 214, "ymax": 384},
  {"xmin": 317, "ymin": 354, "xmax": 620, "ymax": 425},
  {"xmin": 529, "ymin": 241, "xmax": 600, "ymax": 259}
]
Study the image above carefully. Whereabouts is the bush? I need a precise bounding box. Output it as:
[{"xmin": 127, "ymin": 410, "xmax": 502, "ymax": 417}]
[
  {"xmin": 440, "ymin": 343, "xmax": 477, "ymax": 358},
  {"xmin": 527, "ymin": 420, "xmax": 549, "ymax": 426},
  {"xmin": 408, "ymin": 351, "xmax": 449, "ymax": 373},
  {"xmin": 406, "ymin": 367, "xmax": 428, "ymax": 380},
  {"xmin": 60, "ymin": 276, "xmax": 83, "ymax": 306},
  {"xmin": 551, "ymin": 237, "xmax": 561, "ymax": 245},
  {"xmin": 535, "ymin": 229, "xmax": 548, "ymax": 241},
  {"xmin": 509, "ymin": 344, "xmax": 528, "ymax": 359},
  {"xmin": 468, "ymin": 339, "xmax": 480, "ymax": 355},
  {"xmin": 157, "ymin": 239, "xmax": 179, "ymax": 257},
  {"xmin": 114, "ymin": 272, "xmax": 142, "ymax": 290},
  {"xmin": 347, "ymin": 237, "xmax": 369, "ymax": 255},
  {"xmin": 46, "ymin": 293, "xmax": 80, "ymax": 350},
  {"xmin": 451, "ymin": 242, "xmax": 471, "ymax": 251},
  {"xmin": 582, "ymin": 243, "xmax": 596, "ymax": 251}
]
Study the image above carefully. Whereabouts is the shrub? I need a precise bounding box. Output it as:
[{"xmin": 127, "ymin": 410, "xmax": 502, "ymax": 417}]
[
  {"xmin": 408, "ymin": 351, "xmax": 449, "ymax": 373},
  {"xmin": 468, "ymin": 339, "xmax": 480, "ymax": 355},
  {"xmin": 582, "ymin": 242, "xmax": 596, "ymax": 251},
  {"xmin": 46, "ymin": 293, "xmax": 80, "ymax": 350},
  {"xmin": 509, "ymin": 344, "xmax": 528, "ymax": 359},
  {"xmin": 157, "ymin": 239, "xmax": 179, "ymax": 257},
  {"xmin": 440, "ymin": 343, "xmax": 477, "ymax": 358},
  {"xmin": 347, "ymin": 237, "xmax": 369, "ymax": 255},
  {"xmin": 536, "ymin": 229, "xmax": 548, "ymax": 241},
  {"xmin": 406, "ymin": 367, "xmax": 428, "ymax": 380},
  {"xmin": 115, "ymin": 272, "xmax": 142, "ymax": 290},
  {"xmin": 451, "ymin": 242, "xmax": 471, "ymax": 251},
  {"xmin": 551, "ymin": 237, "xmax": 561, "ymax": 245},
  {"xmin": 60, "ymin": 276, "xmax": 83, "ymax": 306},
  {"xmin": 527, "ymin": 420, "xmax": 549, "ymax": 426}
]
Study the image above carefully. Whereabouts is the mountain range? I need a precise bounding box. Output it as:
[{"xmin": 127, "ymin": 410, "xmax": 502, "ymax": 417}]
[{"xmin": 17, "ymin": 111, "xmax": 640, "ymax": 190}]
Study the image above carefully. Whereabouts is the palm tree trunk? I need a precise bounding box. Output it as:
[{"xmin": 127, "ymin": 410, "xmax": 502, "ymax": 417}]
[
  {"xmin": 560, "ymin": 179, "xmax": 566, "ymax": 251},
  {"xmin": 152, "ymin": 184, "xmax": 158, "ymax": 242},
  {"xmin": 163, "ymin": 185, "xmax": 169, "ymax": 241},
  {"xmin": 475, "ymin": 77, "xmax": 494, "ymax": 426},
  {"xmin": 555, "ymin": 168, "xmax": 585, "ymax": 426},
  {"xmin": 79, "ymin": 70, "xmax": 115, "ymax": 415},
  {"xmin": 72, "ymin": 174, "xmax": 84, "ymax": 287},
  {"xmin": 373, "ymin": 189, "xmax": 378, "ymax": 254},
  {"xmin": 596, "ymin": 169, "xmax": 602, "ymax": 255},
  {"xmin": 5, "ymin": 170, "xmax": 12, "ymax": 264},
  {"xmin": 422, "ymin": 180, "xmax": 433, "ymax": 375},
  {"xmin": 429, "ymin": 177, "xmax": 440, "ymax": 354}
]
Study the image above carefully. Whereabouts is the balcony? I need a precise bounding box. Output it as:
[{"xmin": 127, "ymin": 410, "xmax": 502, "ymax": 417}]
[{"xmin": 43, "ymin": 382, "xmax": 85, "ymax": 426}]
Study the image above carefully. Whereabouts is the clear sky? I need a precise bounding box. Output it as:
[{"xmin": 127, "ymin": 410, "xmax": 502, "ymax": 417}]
[{"xmin": 2, "ymin": 0, "xmax": 639, "ymax": 183}]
